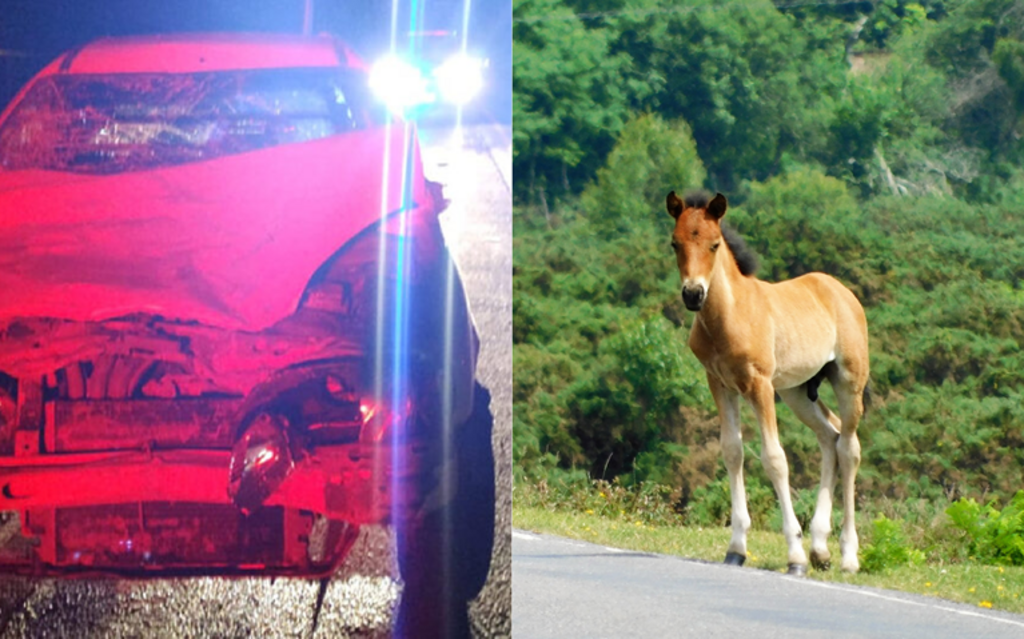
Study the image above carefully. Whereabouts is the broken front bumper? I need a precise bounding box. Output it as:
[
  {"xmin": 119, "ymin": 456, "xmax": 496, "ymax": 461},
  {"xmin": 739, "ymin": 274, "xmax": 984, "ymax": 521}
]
[{"xmin": 0, "ymin": 438, "xmax": 443, "ymax": 577}]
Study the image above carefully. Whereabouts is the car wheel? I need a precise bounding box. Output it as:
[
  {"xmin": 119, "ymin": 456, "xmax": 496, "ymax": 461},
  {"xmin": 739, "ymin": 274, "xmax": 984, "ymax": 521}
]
[{"xmin": 394, "ymin": 382, "xmax": 495, "ymax": 638}]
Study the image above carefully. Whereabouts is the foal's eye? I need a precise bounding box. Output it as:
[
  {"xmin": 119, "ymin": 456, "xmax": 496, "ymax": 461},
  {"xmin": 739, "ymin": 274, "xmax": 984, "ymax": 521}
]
[{"xmin": 711, "ymin": 242, "xmax": 721, "ymax": 252}]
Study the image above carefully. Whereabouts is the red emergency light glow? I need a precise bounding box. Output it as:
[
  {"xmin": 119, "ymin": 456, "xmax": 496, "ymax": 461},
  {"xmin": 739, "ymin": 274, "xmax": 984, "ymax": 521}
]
[{"xmin": 0, "ymin": 33, "xmax": 479, "ymax": 582}]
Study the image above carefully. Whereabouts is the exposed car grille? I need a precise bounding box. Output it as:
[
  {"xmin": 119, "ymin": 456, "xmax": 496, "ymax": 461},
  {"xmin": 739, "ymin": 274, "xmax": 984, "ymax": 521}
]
[
  {"xmin": 50, "ymin": 398, "xmax": 241, "ymax": 452},
  {"xmin": 50, "ymin": 502, "xmax": 287, "ymax": 569}
]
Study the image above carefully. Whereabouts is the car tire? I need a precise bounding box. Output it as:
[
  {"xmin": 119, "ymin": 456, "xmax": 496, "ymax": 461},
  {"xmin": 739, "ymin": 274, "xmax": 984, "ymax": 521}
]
[{"xmin": 394, "ymin": 382, "xmax": 495, "ymax": 638}]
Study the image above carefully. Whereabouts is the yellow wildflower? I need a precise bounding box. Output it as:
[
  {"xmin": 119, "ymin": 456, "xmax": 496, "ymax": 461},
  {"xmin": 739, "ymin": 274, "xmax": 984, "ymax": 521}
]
[
  {"xmin": 998, "ymin": 567, "xmax": 1004, "ymax": 573},
  {"xmin": 586, "ymin": 509, "xmax": 594, "ymax": 515},
  {"xmin": 979, "ymin": 601, "xmax": 993, "ymax": 609},
  {"xmin": 600, "ymin": 492, "xmax": 607, "ymax": 498},
  {"xmin": 997, "ymin": 585, "xmax": 1004, "ymax": 591},
  {"xmin": 925, "ymin": 582, "xmax": 932, "ymax": 587},
  {"xmin": 968, "ymin": 588, "xmax": 976, "ymax": 593}
]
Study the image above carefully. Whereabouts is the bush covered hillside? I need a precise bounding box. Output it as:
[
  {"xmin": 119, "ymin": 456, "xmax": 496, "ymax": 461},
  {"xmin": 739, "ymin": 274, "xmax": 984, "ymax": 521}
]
[{"xmin": 513, "ymin": 0, "xmax": 1024, "ymax": 558}]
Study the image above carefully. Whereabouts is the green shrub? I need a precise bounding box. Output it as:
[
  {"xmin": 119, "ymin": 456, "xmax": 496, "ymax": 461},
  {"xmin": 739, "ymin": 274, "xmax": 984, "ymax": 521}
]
[
  {"xmin": 560, "ymin": 315, "xmax": 710, "ymax": 480},
  {"xmin": 861, "ymin": 514, "xmax": 927, "ymax": 573},
  {"xmin": 946, "ymin": 491, "xmax": 1024, "ymax": 566}
]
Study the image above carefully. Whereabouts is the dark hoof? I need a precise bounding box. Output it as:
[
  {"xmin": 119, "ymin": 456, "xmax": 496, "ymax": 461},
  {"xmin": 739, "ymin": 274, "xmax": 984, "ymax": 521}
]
[
  {"xmin": 787, "ymin": 563, "xmax": 808, "ymax": 577},
  {"xmin": 810, "ymin": 555, "xmax": 831, "ymax": 571},
  {"xmin": 724, "ymin": 552, "xmax": 746, "ymax": 566}
]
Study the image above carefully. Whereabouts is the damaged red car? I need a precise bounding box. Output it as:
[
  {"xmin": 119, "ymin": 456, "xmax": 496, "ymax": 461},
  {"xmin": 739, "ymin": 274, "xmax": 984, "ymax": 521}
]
[{"xmin": 0, "ymin": 32, "xmax": 494, "ymax": 631}]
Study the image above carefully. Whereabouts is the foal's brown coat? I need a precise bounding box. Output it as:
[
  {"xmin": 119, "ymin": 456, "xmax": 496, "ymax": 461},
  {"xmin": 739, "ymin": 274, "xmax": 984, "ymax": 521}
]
[{"xmin": 667, "ymin": 191, "xmax": 869, "ymax": 574}]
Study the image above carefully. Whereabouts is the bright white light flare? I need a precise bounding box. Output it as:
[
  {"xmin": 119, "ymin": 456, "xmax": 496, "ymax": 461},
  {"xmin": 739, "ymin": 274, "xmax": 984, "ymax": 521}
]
[
  {"xmin": 370, "ymin": 55, "xmax": 434, "ymax": 111},
  {"xmin": 435, "ymin": 54, "xmax": 484, "ymax": 105}
]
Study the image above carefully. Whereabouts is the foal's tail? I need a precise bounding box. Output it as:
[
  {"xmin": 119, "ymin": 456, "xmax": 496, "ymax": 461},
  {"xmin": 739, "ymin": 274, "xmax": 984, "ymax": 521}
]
[{"xmin": 862, "ymin": 382, "xmax": 872, "ymax": 415}]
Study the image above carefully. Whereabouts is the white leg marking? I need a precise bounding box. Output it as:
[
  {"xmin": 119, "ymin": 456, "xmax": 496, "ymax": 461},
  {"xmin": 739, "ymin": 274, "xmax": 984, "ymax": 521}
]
[
  {"xmin": 835, "ymin": 381, "xmax": 864, "ymax": 573},
  {"xmin": 750, "ymin": 382, "xmax": 807, "ymax": 569},
  {"xmin": 710, "ymin": 379, "xmax": 750, "ymax": 558}
]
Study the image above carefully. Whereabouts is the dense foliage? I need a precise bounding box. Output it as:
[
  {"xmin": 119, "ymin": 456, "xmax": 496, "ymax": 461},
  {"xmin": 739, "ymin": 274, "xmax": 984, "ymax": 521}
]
[
  {"xmin": 947, "ymin": 491, "xmax": 1024, "ymax": 565},
  {"xmin": 514, "ymin": 0, "xmax": 1024, "ymax": 538},
  {"xmin": 860, "ymin": 514, "xmax": 927, "ymax": 573}
]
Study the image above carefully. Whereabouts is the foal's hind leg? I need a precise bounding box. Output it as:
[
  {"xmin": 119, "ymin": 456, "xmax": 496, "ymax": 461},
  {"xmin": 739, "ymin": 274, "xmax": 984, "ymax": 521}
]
[
  {"xmin": 834, "ymin": 377, "xmax": 866, "ymax": 573},
  {"xmin": 778, "ymin": 388, "xmax": 841, "ymax": 571},
  {"xmin": 708, "ymin": 376, "xmax": 751, "ymax": 565}
]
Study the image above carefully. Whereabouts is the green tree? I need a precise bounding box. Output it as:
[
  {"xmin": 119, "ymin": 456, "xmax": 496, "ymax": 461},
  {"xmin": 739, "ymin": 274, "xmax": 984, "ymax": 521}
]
[
  {"xmin": 580, "ymin": 113, "xmax": 706, "ymax": 238},
  {"xmin": 606, "ymin": 0, "xmax": 846, "ymax": 189},
  {"xmin": 919, "ymin": 0, "xmax": 1024, "ymax": 164},
  {"xmin": 859, "ymin": 0, "xmax": 929, "ymax": 51},
  {"xmin": 994, "ymin": 36, "xmax": 1024, "ymax": 143},
  {"xmin": 513, "ymin": 0, "xmax": 631, "ymax": 205},
  {"xmin": 728, "ymin": 167, "xmax": 893, "ymax": 302}
]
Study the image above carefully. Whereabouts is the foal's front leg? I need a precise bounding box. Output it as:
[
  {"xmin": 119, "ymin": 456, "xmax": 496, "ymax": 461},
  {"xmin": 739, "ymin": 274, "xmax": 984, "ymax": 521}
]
[
  {"xmin": 708, "ymin": 376, "xmax": 750, "ymax": 565},
  {"xmin": 748, "ymin": 377, "xmax": 809, "ymax": 576}
]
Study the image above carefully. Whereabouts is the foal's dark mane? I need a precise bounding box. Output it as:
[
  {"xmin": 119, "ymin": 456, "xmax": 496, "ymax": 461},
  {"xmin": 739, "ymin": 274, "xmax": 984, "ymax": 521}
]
[
  {"xmin": 721, "ymin": 225, "xmax": 759, "ymax": 277},
  {"xmin": 684, "ymin": 190, "xmax": 759, "ymax": 277},
  {"xmin": 682, "ymin": 192, "xmax": 712, "ymax": 209}
]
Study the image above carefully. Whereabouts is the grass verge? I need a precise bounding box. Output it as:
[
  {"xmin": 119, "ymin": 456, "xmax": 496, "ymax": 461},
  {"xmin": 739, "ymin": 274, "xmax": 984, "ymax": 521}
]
[{"xmin": 513, "ymin": 504, "xmax": 1024, "ymax": 615}]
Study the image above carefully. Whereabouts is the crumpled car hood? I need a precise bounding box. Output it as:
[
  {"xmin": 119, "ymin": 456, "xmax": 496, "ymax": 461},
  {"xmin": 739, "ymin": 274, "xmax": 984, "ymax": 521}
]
[{"xmin": 0, "ymin": 126, "xmax": 427, "ymax": 332}]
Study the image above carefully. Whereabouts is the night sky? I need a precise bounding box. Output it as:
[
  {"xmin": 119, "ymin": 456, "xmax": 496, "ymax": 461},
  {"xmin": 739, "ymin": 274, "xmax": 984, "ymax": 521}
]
[{"xmin": 0, "ymin": 0, "xmax": 511, "ymax": 111}]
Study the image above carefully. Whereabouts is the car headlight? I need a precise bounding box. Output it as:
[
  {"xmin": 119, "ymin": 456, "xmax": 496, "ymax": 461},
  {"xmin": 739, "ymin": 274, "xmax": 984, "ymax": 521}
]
[
  {"xmin": 369, "ymin": 55, "xmax": 434, "ymax": 111},
  {"xmin": 434, "ymin": 54, "xmax": 484, "ymax": 106}
]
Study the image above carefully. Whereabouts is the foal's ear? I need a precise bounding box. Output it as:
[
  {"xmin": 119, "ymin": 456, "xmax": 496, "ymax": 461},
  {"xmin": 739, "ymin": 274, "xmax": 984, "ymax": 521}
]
[
  {"xmin": 707, "ymin": 193, "xmax": 728, "ymax": 220},
  {"xmin": 666, "ymin": 191, "xmax": 684, "ymax": 219}
]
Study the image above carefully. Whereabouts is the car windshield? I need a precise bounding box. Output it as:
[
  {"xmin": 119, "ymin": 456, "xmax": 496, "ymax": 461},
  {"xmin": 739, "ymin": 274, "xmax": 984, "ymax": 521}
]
[{"xmin": 0, "ymin": 67, "xmax": 383, "ymax": 174}]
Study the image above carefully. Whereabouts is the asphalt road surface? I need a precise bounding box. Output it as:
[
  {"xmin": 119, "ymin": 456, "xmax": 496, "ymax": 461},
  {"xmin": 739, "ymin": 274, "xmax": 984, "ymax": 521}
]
[
  {"xmin": 0, "ymin": 122, "xmax": 512, "ymax": 639},
  {"xmin": 431, "ymin": 122, "xmax": 513, "ymax": 638},
  {"xmin": 512, "ymin": 529, "xmax": 1024, "ymax": 639}
]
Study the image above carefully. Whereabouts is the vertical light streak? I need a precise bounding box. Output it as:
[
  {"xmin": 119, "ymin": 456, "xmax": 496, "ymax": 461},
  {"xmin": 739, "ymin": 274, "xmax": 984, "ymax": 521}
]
[
  {"xmin": 439, "ymin": 190, "xmax": 458, "ymax": 632},
  {"xmin": 385, "ymin": 0, "xmax": 418, "ymax": 611},
  {"xmin": 389, "ymin": 118, "xmax": 413, "ymax": 481},
  {"xmin": 382, "ymin": 0, "xmax": 479, "ymax": 630},
  {"xmin": 441, "ymin": 0, "xmax": 476, "ymax": 625},
  {"xmin": 374, "ymin": 131, "xmax": 391, "ymax": 419},
  {"xmin": 389, "ymin": 0, "xmax": 400, "ymax": 53},
  {"xmin": 302, "ymin": 0, "xmax": 314, "ymax": 36},
  {"xmin": 372, "ymin": 45, "xmax": 394, "ymax": 526},
  {"xmin": 455, "ymin": 0, "xmax": 473, "ymax": 131}
]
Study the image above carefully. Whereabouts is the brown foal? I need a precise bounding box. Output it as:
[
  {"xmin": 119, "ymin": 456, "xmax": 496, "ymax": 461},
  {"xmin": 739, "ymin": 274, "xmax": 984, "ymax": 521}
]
[{"xmin": 667, "ymin": 191, "xmax": 869, "ymax": 575}]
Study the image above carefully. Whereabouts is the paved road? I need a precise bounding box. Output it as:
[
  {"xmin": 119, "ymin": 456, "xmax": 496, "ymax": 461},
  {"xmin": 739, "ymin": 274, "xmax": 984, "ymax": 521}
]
[
  {"xmin": 512, "ymin": 529, "xmax": 1024, "ymax": 639},
  {"xmin": 429, "ymin": 122, "xmax": 513, "ymax": 638},
  {"xmin": 0, "ymin": 123, "xmax": 512, "ymax": 639}
]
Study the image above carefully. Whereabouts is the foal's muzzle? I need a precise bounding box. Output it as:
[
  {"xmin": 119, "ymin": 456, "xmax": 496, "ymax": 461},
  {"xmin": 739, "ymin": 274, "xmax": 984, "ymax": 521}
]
[{"xmin": 682, "ymin": 285, "xmax": 705, "ymax": 311}]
